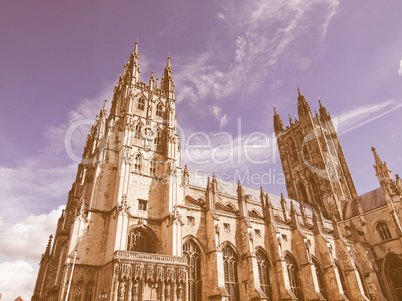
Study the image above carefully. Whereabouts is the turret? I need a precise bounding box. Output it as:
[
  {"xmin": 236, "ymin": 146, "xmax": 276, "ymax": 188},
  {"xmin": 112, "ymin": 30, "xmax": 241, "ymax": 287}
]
[
  {"xmin": 161, "ymin": 56, "xmax": 175, "ymax": 98},
  {"xmin": 318, "ymin": 98, "xmax": 331, "ymax": 121},
  {"xmin": 273, "ymin": 106, "xmax": 284, "ymax": 133},
  {"xmin": 297, "ymin": 86, "xmax": 311, "ymax": 117},
  {"xmin": 129, "ymin": 42, "xmax": 141, "ymax": 83}
]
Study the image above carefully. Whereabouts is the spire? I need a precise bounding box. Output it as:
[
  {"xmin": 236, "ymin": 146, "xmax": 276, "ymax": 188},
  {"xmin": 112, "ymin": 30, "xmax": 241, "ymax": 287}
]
[
  {"xmin": 45, "ymin": 235, "xmax": 53, "ymax": 258},
  {"xmin": 129, "ymin": 41, "xmax": 141, "ymax": 83},
  {"xmin": 318, "ymin": 97, "xmax": 331, "ymax": 120},
  {"xmin": 280, "ymin": 193, "xmax": 288, "ymax": 222},
  {"xmin": 297, "ymin": 85, "xmax": 302, "ymax": 97},
  {"xmin": 237, "ymin": 180, "xmax": 244, "ymax": 197},
  {"xmin": 372, "ymin": 147, "xmax": 393, "ymax": 183},
  {"xmin": 371, "ymin": 147, "xmax": 381, "ymax": 166},
  {"xmin": 149, "ymin": 71, "xmax": 155, "ymax": 90},
  {"xmin": 296, "ymin": 86, "xmax": 311, "ymax": 116},
  {"xmin": 273, "ymin": 105, "xmax": 285, "ymax": 133},
  {"xmin": 288, "ymin": 114, "xmax": 294, "ymax": 126},
  {"xmin": 290, "ymin": 201, "xmax": 300, "ymax": 229},
  {"xmin": 161, "ymin": 56, "xmax": 175, "ymax": 98},
  {"xmin": 134, "ymin": 41, "xmax": 139, "ymax": 56}
]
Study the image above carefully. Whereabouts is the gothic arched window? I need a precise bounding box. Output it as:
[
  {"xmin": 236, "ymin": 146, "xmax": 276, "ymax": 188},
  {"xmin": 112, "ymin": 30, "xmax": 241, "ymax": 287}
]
[
  {"xmin": 134, "ymin": 123, "xmax": 142, "ymax": 139},
  {"xmin": 288, "ymin": 138, "xmax": 298, "ymax": 162},
  {"xmin": 310, "ymin": 178, "xmax": 323, "ymax": 208},
  {"xmin": 256, "ymin": 250, "xmax": 272, "ymax": 300},
  {"xmin": 298, "ymin": 182, "xmax": 308, "ymax": 204},
  {"xmin": 223, "ymin": 245, "xmax": 239, "ymax": 301},
  {"xmin": 154, "ymin": 129, "xmax": 161, "ymax": 145},
  {"xmin": 335, "ymin": 262, "xmax": 349, "ymax": 298},
  {"xmin": 312, "ymin": 257, "xmax": 328, "ymax": 299},
  {"xmin": 150, "ymin": 158, "xmax": 156, "ymax": 177},
  {"xmin": 127, "ymin": 228, "xmax": 156, "ymax": 253},
  {"xmin": 183, "ymin": 240, "xmax": 202, "ymax": 301},
  {"xmin": 134, "ymin": 154, "xmax": 142, "ymax": 173},
  {"xmin": 376, "ymin": 222, "xmax": 392, "ymax": 241},
  {"xmin": 285, "ymin": 254, "xmax": 303, "ymax": 301},
  {"xmin": 156, "ymin": 102, "xmax": 163, "ymax": 117},
  {"xmin": 138, "ymin": 97, "xmax": 145, "ymax": 110}
]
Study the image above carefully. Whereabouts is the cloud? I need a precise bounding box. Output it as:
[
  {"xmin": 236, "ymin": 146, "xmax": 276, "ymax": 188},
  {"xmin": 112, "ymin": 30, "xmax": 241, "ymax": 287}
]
[
  {"xmin": 220, "ymin": 114, "xmax": 228, "ymax": 129},
  {"xmin": 398, "ymin": 59, "xmax": 402, "ymax": 76},
  {"xmin": 336, "ymin": 100, "xmax": 402, "ymax": 135},
  {"xmin": 0, "ymin": 84, "xmax": 114, "ymax": 301},
  {"xmin": 175, "ymin": 0, "xmax": 339, "ymax": 103},
  {"xmin": 0, "ymin": 206, "xmax": 65, "ymax": 261},
  {"xmin": 0, "ymin": 260, "xmax": 36, "ymax": 301}
]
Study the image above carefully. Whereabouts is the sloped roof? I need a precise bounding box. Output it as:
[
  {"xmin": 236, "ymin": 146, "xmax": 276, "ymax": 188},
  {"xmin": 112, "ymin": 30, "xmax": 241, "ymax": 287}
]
[
  {"xmin": 359, "ymin": 187, "xmax": 387, "ymax": 212},
  {"xmin": 188, "ymin": 171, "xmax": 313, "ymax": 215},
  {"xmin": 344, "ymin": 187, "xmax": 387, "ymax": 218}
]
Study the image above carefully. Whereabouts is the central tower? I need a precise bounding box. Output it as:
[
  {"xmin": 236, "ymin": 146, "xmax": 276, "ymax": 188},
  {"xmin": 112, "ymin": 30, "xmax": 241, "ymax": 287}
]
[{"xmin": 274, "ymin": 88, "xmax": 358, "ymax": 219}]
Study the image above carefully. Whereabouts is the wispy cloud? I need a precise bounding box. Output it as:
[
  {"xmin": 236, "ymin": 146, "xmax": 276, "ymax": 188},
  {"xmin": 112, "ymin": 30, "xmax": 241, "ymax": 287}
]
[
  {"xmin": 335, "ymin": 100, "xmax": 402, "ymax": 135},
  {"xmin": 175, "ymin": 0, "xmax": 339, "ymax": 103}
]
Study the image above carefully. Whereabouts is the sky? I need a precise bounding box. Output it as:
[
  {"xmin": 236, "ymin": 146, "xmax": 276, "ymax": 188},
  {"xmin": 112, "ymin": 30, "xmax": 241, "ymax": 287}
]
[{"xmin": 1, "ymin": 0, "xmax": 402, "ymax": 299}]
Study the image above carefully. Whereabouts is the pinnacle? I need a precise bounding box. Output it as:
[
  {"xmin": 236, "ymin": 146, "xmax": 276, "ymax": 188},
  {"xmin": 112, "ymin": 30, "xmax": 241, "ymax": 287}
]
[
  {"xmin": 273, "ymin": 105, "xmax": 278, "ymax": 115},
  {"xmin": 297, "ymin": 85, "xmax": 302, "ymax": 97},
  {"xmin": 371, "ymin": 147, "xmax": 381, "ymax": 164},
  {"xmin": 134, "ymin": 41, "xmax": 139, "ymax": 54}
]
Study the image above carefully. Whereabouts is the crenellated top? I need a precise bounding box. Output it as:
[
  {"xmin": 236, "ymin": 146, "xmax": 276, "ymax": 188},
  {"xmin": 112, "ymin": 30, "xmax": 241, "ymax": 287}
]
[{"xmin": 273, "ymin": 87, "xmax": 332, "ymax": 134}]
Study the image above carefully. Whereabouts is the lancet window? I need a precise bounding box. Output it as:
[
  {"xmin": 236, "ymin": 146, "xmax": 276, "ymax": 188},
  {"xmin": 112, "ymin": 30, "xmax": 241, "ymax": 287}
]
[
  {"xmin": 377, "ymin": 222, "xmax": 392, "ymax": 241},
  {"xmin": 183, "ymin": 240, "xmax": 202, "ymax": 301},
  {"xmin": 285, "ymin": 254, "xmax": 303, "ymax": 301},
  {"xmin": 312, "ymin": 257, "xmax": 328, "ymax": 299},
  {"xmin": 138, "ymin": 97, "xmax": 145, "ymax": 110},
  {"xmin": 256, "ymin": 250, "xmax": 272, "ymax": 300},
  {"xmin": 223, "ymin": 245, "xmax": 239, "ymax": 301}
]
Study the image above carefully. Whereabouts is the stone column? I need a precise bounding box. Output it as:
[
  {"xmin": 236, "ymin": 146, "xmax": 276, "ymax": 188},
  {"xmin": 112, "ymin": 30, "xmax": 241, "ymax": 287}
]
[
  {"xmin": 127, "ymin": 278, "xmax": 133, "ymax": 301},
  {"xmin": 112, "ymin": 278, "xmax": 119, "ymax": 301},
  {"xmin": 160, "ymin": 281, "xmax": 165, "ymax": 301}
]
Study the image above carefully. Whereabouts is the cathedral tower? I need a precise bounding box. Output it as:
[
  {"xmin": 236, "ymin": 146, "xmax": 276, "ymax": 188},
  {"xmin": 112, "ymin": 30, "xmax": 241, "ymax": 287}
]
[
  {"xmin": 32, "ymin": 43, "xmax": 186, "ymax": 301},
  {"xmin": 274, "ymin": 88, "xmax": 358, "ymax": 220}
]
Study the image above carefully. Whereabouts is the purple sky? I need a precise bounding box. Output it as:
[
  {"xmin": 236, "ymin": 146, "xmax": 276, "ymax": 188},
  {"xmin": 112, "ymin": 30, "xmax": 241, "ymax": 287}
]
[{"xmin": 1, "ymin": 0, "xmax": 402, "ymax": 299}]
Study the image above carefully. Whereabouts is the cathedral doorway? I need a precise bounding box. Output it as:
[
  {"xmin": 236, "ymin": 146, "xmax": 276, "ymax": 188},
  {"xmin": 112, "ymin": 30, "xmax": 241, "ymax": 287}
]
[
  {"xmin": 384, "ymin": 254, "xmax": 402, "ymax": 300},
  {"xmin": 127, "ymin": 227, "xmax": 157, "ymax": 253}
]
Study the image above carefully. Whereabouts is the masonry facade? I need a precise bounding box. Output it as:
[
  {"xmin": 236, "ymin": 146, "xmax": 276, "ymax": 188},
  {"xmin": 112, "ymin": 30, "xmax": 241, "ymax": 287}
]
[{"xmin": 32, "ymin": 44, "xmax": 402, "ymax": 301}]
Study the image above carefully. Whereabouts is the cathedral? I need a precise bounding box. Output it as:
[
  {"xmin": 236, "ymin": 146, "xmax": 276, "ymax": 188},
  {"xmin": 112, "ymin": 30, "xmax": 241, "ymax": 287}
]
[{"xmin": 32, "ymin": 43, "xmax": 402, "ymax": 301}]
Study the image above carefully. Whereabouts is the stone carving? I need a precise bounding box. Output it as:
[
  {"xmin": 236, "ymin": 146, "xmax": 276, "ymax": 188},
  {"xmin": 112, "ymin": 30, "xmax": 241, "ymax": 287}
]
[
  {"xmin": 156, "ymin": 266, "xmax": 164, "ymax": 282},
  {"xmin": 177, "ymin": 269, "xmax": 187, "ymax": 283},
  {"xmin": 146, "ymin": 265, "xmax": 155, "ymax": 282},
  {"xmin": 118, "ymin": 281, "xmax": 125, "ymax": 300},
  {"xmin": 132, "ymin": 282, "xmax": 139, "ymax": 301},
  {"xmin": 134, "ymin": 264, "xmax": 144, "ymax": 280},
  {"xmin": 165, "ymin": 283, "xmax": 171, "ymax": 301},
  {"xmin": 166, "ymin": 267, "xmax": 175, "ymax": 282}
]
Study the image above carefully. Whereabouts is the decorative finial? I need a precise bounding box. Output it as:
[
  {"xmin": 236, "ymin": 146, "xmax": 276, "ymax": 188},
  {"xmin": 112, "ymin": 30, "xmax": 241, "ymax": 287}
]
[
  {"xmin": 318, "ymin": 97, "xmax": 323, "ymax": 108},
  {"xmin": 297, "ymin": 85, "xmax": 302, "ymax": 97},
  {"xmin": 289, "ymin": 114, "xmax": 293, "ymax": 124},
  {"xmin": 274, "ymin": 104, "xmax": 278, "ymax": 115}
]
